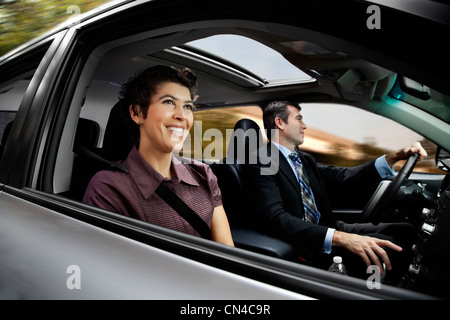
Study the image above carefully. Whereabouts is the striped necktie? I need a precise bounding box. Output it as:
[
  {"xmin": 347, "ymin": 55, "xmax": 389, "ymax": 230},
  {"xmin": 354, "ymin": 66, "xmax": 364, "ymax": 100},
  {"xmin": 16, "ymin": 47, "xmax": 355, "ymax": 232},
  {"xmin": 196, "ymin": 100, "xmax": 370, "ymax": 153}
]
[{"xmin": 289, "ymin": 152, "xmax": 320, "ymax": 224}]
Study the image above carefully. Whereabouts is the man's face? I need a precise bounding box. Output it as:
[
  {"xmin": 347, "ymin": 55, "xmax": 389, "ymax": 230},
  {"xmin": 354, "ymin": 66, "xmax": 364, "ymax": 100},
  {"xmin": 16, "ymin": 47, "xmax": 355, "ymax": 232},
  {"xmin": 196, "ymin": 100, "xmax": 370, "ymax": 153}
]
[{"xmin": 277, "ymin": 105, "xmax": 308, "ymax": 150}]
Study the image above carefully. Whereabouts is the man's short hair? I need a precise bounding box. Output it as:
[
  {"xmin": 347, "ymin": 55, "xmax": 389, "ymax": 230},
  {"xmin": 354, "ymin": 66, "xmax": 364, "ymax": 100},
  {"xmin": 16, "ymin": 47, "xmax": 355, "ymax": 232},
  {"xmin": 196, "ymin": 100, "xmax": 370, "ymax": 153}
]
[{"xmin": 263, "ymin": 100, "xmax": 301, "ymax": 132}]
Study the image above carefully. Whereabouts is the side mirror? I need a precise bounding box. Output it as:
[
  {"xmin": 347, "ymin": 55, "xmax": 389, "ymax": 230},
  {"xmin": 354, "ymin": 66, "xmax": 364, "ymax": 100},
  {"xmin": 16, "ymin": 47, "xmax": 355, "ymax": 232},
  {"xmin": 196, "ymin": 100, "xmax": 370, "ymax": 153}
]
[{"xmin": 436, "ymin": 146, "xmax": 450, "ymax": 172}]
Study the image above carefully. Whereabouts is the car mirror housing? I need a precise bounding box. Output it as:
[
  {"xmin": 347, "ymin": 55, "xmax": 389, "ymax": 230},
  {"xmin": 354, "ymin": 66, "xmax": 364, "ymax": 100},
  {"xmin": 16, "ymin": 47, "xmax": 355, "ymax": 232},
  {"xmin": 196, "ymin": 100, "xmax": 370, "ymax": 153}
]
[
  {"xmin": 436, "ymin": 146, "xmax": 450, "ymax": 172},
  {"xmin": 399, "ymin": 76, "xmax": 431, "ymax": 101}
]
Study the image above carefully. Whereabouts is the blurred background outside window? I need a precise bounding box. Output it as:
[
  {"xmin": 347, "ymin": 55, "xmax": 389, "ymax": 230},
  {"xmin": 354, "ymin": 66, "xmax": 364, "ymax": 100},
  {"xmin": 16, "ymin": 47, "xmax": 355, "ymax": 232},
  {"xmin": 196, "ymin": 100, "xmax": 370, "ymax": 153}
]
[{"xmin": 0, "ymin": 0, "xmax": 113, "ymax": 56}]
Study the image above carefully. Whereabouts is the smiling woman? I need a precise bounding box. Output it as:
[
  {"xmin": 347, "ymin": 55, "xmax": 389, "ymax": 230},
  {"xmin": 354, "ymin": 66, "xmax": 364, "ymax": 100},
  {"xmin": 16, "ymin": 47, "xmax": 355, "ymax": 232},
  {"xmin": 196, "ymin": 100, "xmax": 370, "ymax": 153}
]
[{"xmin": 83, "ymin": 65, "xmax": 234, "ymax": 246}]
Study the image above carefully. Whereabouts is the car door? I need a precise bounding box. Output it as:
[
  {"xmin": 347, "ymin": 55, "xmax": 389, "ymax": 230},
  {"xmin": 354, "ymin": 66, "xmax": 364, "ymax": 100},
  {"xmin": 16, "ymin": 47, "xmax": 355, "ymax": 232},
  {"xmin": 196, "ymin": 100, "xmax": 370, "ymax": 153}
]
[{"xmin": 0, "ymin": 27, "xmax": 314, "ymax": 299}]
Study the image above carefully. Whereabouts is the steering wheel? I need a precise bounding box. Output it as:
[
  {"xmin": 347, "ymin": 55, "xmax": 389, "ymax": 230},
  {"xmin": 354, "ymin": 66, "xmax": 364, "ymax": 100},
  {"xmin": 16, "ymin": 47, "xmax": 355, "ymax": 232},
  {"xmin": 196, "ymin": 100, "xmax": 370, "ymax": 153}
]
[{"xmin": 360, "ymin": 153, "xmax": 420, "ymax": 225}]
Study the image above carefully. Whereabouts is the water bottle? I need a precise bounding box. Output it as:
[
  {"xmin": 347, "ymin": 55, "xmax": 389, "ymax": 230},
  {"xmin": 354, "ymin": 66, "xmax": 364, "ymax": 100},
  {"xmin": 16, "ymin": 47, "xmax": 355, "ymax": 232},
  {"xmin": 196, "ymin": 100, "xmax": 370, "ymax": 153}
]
[{"xmin": 328, "ymin": 256, "xmax": 348, "ymax": 275}]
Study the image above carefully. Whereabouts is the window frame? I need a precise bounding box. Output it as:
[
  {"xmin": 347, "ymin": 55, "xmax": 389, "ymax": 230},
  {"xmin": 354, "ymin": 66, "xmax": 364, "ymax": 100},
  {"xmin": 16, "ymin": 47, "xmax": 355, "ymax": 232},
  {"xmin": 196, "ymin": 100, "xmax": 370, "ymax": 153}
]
[{"xmin": 0, "ymin": 33, "xmax": 64, "ymax": 185}]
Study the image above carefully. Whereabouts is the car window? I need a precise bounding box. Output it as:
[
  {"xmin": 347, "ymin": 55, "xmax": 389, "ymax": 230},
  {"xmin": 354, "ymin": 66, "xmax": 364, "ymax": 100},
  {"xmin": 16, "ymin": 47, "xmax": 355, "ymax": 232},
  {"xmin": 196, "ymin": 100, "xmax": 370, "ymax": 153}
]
[
  {"xmin": 0, "ymin": 37, "xmax": 54, "ymax": 183},
  {"xmin": 182, "ymin": 103, "xmax": 439, "ymax": 174},
  {"xmin": 299, "ymin": 103, "xmax": 440, "ymax": 174},
  {"xmin": 0, "ymin": 78, "xmax": 32, "ymax": 161},
  {"xmin": 181, "ymin": 106, "xmax": 265, "ymax": 162},
  {"xmin": 0, "ymin": 111, "xmax": 16, "ymax": 158}
]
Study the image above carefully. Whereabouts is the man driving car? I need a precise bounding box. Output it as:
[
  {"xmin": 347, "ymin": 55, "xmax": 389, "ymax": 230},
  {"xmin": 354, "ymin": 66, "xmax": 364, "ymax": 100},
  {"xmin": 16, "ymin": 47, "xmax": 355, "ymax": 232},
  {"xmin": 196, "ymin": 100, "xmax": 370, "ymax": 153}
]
[{"xmin": 242, "ymin": 100, "xmax": 427, "ymax": 283}]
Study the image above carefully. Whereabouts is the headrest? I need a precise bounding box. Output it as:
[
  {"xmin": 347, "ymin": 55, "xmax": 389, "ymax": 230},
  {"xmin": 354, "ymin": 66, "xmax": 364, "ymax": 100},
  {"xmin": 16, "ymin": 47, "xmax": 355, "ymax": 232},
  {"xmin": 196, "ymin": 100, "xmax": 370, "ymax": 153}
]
[
  {"xmin": 101, "ymin": 99, "xmax": 139, "ymax": 161},
  {"xmin": 74, "ymin": 118, "xmax": 100, "ymax": 149},
  {"xmin": 227, "ymin": 118, "xmax": 263, "ymax": 162},
  {"xmin": 233, "ymin": 118, "xmax": 260, "ymax": 132}
]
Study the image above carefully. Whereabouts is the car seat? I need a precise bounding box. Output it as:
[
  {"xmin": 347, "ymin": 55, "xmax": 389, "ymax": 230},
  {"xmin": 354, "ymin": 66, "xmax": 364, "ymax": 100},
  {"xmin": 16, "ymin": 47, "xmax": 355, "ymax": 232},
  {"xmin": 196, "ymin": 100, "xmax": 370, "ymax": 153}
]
[
  {"xmin": 101, "ymin": 99, "xmax": 138, "ymax": 162},
  {"xmin": 210, "ymin": 118, "xmax": 296, "ymax": 260},
  {"xmin": 210, "ymin": 118, "xmax": 263, "ymax": 227},
  {"xmin": 70, "ymin": 99, "xmax": 137, "ymax": 200},
  {"xmin": 69, "ymin": 117, "xmax": 102, "ymax": 200}
]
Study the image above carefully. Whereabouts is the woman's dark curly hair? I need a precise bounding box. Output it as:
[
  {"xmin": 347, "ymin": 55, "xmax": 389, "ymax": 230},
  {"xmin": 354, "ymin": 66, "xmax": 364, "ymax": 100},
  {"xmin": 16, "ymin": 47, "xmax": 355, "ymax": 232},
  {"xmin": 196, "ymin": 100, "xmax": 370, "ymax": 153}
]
[
  {"xmin": 108, "ymin": 65, "xmax": 198, "ymax": 155},
  {"xmin": 120, "ymin": 65, "xmax": 198, "ymax": 118}
]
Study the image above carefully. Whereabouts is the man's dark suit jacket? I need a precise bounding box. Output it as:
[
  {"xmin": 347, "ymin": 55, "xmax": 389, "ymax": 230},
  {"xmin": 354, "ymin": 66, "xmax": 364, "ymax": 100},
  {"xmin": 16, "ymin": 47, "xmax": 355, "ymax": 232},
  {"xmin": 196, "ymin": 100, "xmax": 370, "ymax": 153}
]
[{"xmin": 241, "ymin": 143, "xmax": 382, "ymax": 252}]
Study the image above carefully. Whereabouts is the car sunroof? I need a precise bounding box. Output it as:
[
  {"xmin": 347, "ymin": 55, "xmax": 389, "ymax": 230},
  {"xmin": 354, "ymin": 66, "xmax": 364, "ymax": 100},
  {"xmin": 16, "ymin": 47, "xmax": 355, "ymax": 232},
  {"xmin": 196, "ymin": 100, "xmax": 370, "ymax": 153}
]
[{"xmin": 185, "ymin": 34, "xmax": 314, "ymax": 86}]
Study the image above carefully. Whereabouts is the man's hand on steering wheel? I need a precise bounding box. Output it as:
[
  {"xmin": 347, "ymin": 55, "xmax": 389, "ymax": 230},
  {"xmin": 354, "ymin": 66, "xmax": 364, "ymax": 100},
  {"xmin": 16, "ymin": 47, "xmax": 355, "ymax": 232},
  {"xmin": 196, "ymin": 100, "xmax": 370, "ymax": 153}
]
[
  {"xmin": 360, "ymin": 142, "xmax": 428, "ymax": 224},
  {"xmin": 385, "ymin": 142, "xmax": 428, "ymax": 167}
]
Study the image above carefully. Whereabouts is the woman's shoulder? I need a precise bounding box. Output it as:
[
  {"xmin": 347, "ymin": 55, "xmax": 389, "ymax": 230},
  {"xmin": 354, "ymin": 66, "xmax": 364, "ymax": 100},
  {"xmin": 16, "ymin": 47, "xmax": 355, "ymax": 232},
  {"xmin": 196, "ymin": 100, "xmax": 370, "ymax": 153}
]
[{"xmin": 88, "ymin": 166, "xmax": 131, "ymax": 189}]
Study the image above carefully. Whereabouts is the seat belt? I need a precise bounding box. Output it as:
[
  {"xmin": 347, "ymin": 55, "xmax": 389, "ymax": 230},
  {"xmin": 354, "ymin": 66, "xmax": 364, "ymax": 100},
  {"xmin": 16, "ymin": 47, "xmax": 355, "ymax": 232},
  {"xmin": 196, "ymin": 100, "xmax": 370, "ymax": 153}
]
[
  {"xmin": 75, "ymin": 145, "xmax": 129, "ymax": 173},
  {"xmin": 155, "ymin": 183, "xmax": 211, "ymax": 239},
  {"xmin": 76, "ymin": 145, "xmax": 211, "ymax": 239}
]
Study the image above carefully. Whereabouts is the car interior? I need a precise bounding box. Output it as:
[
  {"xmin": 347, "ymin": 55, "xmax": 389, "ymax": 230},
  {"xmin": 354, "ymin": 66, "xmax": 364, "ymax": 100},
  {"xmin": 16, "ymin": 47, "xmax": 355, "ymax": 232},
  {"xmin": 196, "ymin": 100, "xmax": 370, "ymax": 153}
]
[{"xmin": 1, "ymin": 20, "xmax": 449, "ymax": 298}]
